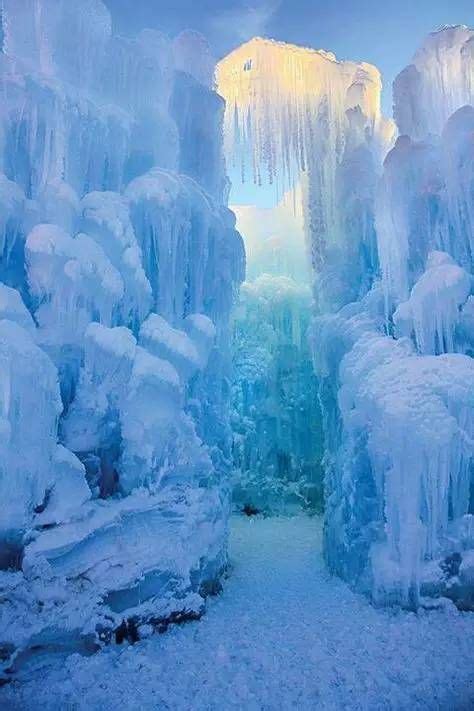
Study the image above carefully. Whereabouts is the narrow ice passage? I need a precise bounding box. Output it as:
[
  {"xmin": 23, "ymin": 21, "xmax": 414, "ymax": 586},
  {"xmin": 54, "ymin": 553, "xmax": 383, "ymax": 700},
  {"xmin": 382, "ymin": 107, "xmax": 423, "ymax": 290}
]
[
  {"xmin": 0, "ymin": 1, "xmax": 473, "ymax": 704},
  {"xmin": 3, "ymin": 515, "xmax": 474, "ymax": 710}
]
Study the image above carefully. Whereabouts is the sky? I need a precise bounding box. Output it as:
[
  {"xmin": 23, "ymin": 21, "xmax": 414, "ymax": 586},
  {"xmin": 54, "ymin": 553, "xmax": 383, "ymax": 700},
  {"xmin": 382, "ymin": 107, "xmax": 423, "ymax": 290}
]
[{"xmin": 105, "ymin": 0, "xmax": 474, "ymax": 115}]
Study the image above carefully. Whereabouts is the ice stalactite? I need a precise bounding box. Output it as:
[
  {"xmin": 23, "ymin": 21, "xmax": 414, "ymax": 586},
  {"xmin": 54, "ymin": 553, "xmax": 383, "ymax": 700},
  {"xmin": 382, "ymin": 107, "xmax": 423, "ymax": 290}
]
[
  {"xmin": 393, "ymin": 251, "xmax": 472, "ymax": 355},
  {"xmin": 217, "ymin": 38, "xmax": 385, "ymax": 194},
  {"xmin": 125, "ymin": 169, "xmax": 243, "ymax": 329}
]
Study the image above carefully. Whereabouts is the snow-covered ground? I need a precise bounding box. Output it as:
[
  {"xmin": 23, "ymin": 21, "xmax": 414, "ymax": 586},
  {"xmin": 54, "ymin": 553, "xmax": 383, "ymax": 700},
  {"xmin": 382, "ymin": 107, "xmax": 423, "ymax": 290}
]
[{"xmin": 2, "ymin": 515, "xmax": 474, "ymax": 710}]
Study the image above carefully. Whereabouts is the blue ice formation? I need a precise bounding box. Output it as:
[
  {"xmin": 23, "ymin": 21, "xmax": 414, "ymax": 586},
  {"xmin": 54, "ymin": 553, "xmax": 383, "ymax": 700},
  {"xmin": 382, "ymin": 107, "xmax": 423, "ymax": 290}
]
[
  {"xmin": 0, "ymin": 0, "xmax": 244, "ymax": 674},
  {"xmin": 229, "ymin": 194, "xmax": 323, "ymax": 514},
  {"xmin": 313, "ymin": 27, "xmax": 474, "ymax": 609},
  {"xmin": 219, "ymin": 30, "xmax": 474, "ymax": 608},
  {"xmin": 0, "ymin": 4, "xmax": 473, "ymax": 684}
]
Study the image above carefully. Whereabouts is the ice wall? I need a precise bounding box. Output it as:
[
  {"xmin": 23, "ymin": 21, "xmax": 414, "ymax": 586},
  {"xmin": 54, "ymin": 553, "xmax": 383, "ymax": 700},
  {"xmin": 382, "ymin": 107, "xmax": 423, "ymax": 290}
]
[
  {"xmin": 0, "ymin": 0, "xmax": 244, "ymax": 678},
  {"xmin": 231, "ymin": 274, "xmax": 323, "ymax": 513},
  {"xmin": 313, "ymin": 26, "xmax": 474, "ymax": 608}
]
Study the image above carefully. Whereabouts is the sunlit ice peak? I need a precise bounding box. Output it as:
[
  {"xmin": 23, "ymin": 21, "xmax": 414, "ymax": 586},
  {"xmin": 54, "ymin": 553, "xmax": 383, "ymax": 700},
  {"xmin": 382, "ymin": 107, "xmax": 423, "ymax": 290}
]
[{"xmin": 217, "ymin": 37, "xmax": 386, "ymax": 194}]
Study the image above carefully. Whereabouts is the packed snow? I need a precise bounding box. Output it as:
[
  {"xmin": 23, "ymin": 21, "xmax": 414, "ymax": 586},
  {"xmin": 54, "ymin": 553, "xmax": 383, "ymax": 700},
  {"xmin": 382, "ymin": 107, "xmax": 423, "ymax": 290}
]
[{"xmin": 1, "ymin": 516, "xmax": 473, "ymax": 710}]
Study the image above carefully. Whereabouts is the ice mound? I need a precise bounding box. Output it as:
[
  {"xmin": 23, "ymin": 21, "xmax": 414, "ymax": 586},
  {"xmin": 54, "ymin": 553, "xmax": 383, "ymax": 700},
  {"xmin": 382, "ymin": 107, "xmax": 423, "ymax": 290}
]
[
  {"xmin": 394, "ymin": 251, "xmax": 472, "ymax": 354},
  {"xmin": 339, "ymin": 329, "xmax": 474, "ymax": 607},
  {"xmin": 26, "ymin": 224, "xmax": 124, "ymax": 346}
]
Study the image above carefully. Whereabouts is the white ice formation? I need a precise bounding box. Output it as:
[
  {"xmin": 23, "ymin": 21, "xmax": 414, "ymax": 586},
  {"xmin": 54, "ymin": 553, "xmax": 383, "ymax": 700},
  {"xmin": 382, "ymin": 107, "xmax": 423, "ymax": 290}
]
[{"xmin": 1, "ymin": 8, "xmax": 473, "ymax": 684}]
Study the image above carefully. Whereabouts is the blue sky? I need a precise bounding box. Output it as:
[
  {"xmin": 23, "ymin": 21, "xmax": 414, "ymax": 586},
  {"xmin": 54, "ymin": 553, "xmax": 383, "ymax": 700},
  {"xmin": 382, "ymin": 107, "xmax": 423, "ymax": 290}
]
[{"xmin": 105, "ymin": 0, "xmax": 474, "ymax": 115}]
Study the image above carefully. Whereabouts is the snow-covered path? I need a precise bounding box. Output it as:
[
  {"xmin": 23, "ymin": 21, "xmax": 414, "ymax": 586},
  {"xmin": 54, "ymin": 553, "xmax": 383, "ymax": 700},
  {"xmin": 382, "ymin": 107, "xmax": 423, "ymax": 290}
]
[{"xmin": 2, "ymin": 515, "xmax": 474, "ymax": 710}]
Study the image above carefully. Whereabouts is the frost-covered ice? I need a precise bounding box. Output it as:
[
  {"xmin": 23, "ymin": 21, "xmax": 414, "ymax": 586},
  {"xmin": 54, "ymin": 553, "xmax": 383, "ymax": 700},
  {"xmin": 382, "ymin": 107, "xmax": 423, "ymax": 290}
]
[
  {"xmin": 1, "ymin": 516, "xmax": 473, "ymax": 710},
  {"xmin": 218, "ymin": 29, "xmax": 474, "ymax": 608},
  {"xmin": 309, "ymin": 27, "xmax": 474, "ymax": 607},
  {"xmin": 0, "ymin": 0, "xmax": 244, "ymax": 677}
]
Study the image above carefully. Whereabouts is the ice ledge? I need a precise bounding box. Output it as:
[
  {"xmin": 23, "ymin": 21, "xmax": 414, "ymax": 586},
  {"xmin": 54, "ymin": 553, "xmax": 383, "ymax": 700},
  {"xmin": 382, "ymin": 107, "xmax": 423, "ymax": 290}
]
[{"xmin": 0, "ymin": 484, "xmax": 227, "ymax": 681}]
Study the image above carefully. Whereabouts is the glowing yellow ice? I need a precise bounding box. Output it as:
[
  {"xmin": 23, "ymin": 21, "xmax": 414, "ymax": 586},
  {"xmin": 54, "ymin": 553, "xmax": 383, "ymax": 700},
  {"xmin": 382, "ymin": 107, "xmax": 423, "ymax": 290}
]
[{"xmin": 217, "ymin": 37, "xmax": 386, "ymax": 190}]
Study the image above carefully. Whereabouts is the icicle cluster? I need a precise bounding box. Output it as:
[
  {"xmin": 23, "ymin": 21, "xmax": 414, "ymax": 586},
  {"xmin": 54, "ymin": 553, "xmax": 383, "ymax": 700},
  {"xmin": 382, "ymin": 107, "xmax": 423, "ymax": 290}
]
[
  {"xmin": 217, "ymin": 38, "xmax": 384, "ymax": 190},
  {"xmin": 217, "ymin": 38, "xmax": 394, "ymax": 312}
]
